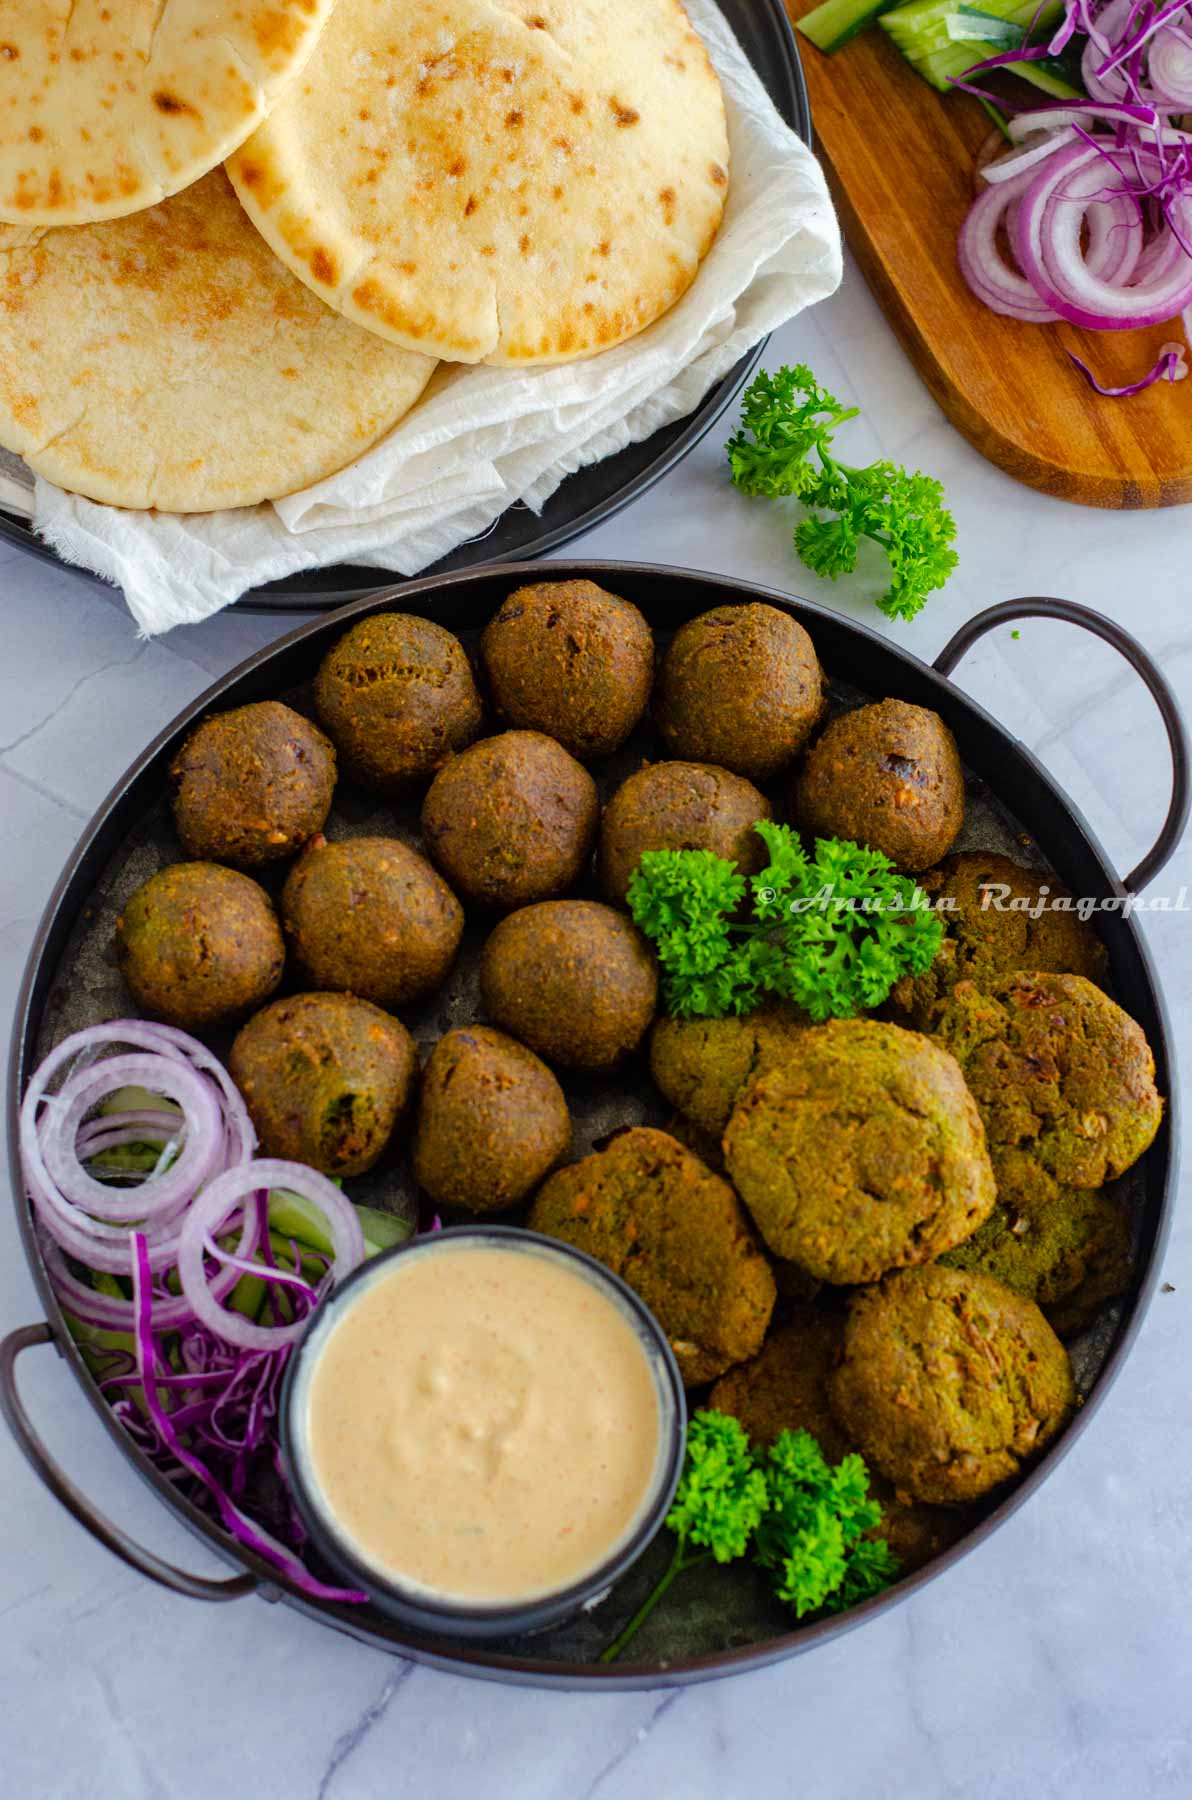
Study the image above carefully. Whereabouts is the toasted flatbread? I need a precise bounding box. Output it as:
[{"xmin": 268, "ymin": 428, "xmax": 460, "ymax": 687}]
[
  {"xmin": 0, "ymin": 171, "xmax": 435, "ymax": 511},
  {"xmin": 228, "ymin": 0, "xmax": 729, "ymax": 366},
  {"xmin": 0, "ymin": 1, "xmax": 336, "ymax": 226}
]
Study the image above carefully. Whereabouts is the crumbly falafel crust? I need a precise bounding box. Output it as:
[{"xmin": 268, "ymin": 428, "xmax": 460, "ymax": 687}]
[{"xmin": 529, "ymin": 1126, "xmax": 776, "ymax": 1386}]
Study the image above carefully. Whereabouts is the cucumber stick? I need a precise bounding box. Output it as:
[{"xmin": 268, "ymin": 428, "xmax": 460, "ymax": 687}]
[
  {"xmin": 881, "ymin": 0, "xmax": 1077, "ymax": 94},
  {"xmin": 797, "ymin": 0, "xmax": 904, "ymax": 54}
]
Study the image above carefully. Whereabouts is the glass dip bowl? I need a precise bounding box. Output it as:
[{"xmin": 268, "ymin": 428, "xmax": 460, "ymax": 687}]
[{"xmin": 282, "ymin": 1225, "xmax": 686, "ymax": 1638}]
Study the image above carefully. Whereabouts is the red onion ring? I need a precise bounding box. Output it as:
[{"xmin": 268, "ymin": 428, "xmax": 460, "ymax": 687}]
[{"xmin": 177, "ymin": 1161, "xmax": 365, "ymax": 1352}]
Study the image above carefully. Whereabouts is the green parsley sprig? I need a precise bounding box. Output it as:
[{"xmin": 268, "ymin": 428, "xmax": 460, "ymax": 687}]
[
  {"xmin": 600, "ymin": 1412, "xmax": 899, "ymax": 1663},
  {"xmin": 626, "ymin": 823, "xmax": 942, "ymax": 1023},
  {"xmin": 726, "ymin": 365, "xmax": 958, "ymax": 622}
]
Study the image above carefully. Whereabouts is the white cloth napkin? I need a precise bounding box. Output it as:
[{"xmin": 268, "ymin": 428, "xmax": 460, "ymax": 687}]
[{"xmin": 33, "ymin": 0, "xmax": 842, "ymax": 634}]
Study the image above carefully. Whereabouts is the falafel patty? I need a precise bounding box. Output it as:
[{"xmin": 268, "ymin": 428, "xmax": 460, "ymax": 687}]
[
  {"xmin": 314, "ymin": 613, "xmax": 483, "ymax": 793},
  {"xmin": 723, "ymin": 1019, "xmax": 996, "ymax": 1285},
  {"xmin": 480, "ymin": 900, "xmax": 658, "ymax": 1072},
  {"xmin": 830, "ymin": 1265, "xmax": 1076, "ymax": 1504},
  {"xmin": 709, "ymin": 1311, "xmax": 967, "ymax": 1573},
  {"xmin": 793, "ymin": 699, "xmax": 964, "ymax": 872},
  {"xmin": 598, "ymin": 761, "xmax": 772, "ymax": 905},
  {"xmin": 649, "ymin": 1004, "xmax": 807, "ymax": 1136},
  {"xmin": 412, "ymin": 1026, "xmax": 571, "ymax": 1213},
  {"xmin": 889, "ymin": 852, "xmax": 1109, "ymax": 1024},
  {"xmin": 655, "ymin": 603, "xmax": 825, "ymax": 780},
  {"xmin": 281, "ymin": 834, "xmax": 463, "ymax": 1008},
  {"xmin": 169, "ymin": 701, "xmax": 336, "ymax": 869},
  {"xmin": 228, "ymin": 992, "xmax": 417, "ymax": 1178},
  {"xmin": 929, "ymin": 973, "xmax": 1163, "ymax": 1192},
  {"xmin": 479, "ymin": 580, "xmax": 654, "ymax": 761},
  {"xmin": 421, "ymin": 730, "xmax": 598, "ymax": 911},
  {"xmin": 939, "ymin": 1184, "xmax": 1133, "ymax": 1337},
  {"xmin": 528, "ymin": 1126, "xmax": 776, "ymax": 1386},
  {"xmin": 115, "ymin": 862, "xmax": 284, "ymax": 1031}
]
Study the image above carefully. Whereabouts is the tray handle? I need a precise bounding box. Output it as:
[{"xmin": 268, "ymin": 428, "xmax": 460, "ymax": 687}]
[
  {"xmin": 933, "ymin": 597, "xmax": 1190, "ymax": 893},
  {"xmin": 0, "ymin": 1323, "xmax": 257, "ymax": 1602}
]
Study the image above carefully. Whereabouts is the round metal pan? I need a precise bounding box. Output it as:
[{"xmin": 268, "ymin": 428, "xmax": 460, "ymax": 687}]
[
  {"xmin": 3, "ymin": 563, "xmax": 1187, "ymax": 1689},
  {"xmin": 0, "ymin": 0, "xmax": 810, "ymax": 613}
]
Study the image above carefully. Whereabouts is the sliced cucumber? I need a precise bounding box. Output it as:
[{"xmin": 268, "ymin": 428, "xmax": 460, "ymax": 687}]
[{"xmin": 797, "ymin": 0, "xmax": 904, "ymax": 55}]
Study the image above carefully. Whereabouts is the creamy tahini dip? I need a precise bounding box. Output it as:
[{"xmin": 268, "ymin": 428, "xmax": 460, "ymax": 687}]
[{"xmin": 299, "ymin": 1241, "xmax": 669, "ymax": 1605}]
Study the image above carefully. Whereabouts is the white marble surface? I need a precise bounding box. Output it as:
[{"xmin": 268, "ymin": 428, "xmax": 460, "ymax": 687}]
[{"xmin": 2, "ymin": 255, "xmax": 1191, "ymax": 1800}]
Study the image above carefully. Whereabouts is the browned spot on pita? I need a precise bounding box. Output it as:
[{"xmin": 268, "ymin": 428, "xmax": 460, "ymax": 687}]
[
  {"xmin": 480, "ymin": 243, "xmax": 495, "ymax": 256},
  {"xmin": 464, "ymin": 194, "xmax": 478, "ymax": 216},
  {"xmin": 570, "ymin": 94, "xmax": 584, "ymax": 113},
  {"xmin": 28, "ymin": 126, "xmax": 43, "ymax": 143},
  {"xmin": 359, "ymin": 107, "xmax": 372, "ymax": 121},
  {"xmin": 551, "ymin": 183, "xmax": 563, "ymax": 200},
  {"xmin": 281, "ymin": 367, "xmax": 298, "ymax": 379},
  {"xmin": 519, "ymin": 233, "xmax": 531, "ymax": 254},
  {"xmin": 253, "ymin": 9, "xmax": 305, "ymax": 59},
  {"xmin": 153, "ymin": 91, "xmax": 197, "ymax": 117},
  {"xmin": 0, "ymin": 44, "xmax": 20, "ymax": 60},
  {"xmin": 659, "ymin": 185, "xmax": 676, "ymax": 224},
  {"xmin": 553, "ymin": 136, "xmax": 572, "ymax": 153},
  {"xmin": 399, "ymin": 260, "xmax": 417, "ymax": 273},
  {"xmin": 597, "ymin": 239, "xmax": 610, "ymax": 256},
  {"xmin": 610, "ymin": 98, "xmax": 640, "ymax": 126},
  {"xmin": 709, "ymin": 161, "xmax": 727, "ymax": 186},
  {"xmin": 237, "ymin": 160, "xmax": 264, "ymax": 188},
  {"xmin": 527, "ymin": 14, "xmax": 548, "ymax": 26},
  {"xmin": 505, "ymin": 109, "xmax": 523, "ymax": 127},
  {"xmin": 310, "ymin": 246, "xmax": 337, "ymax": 284},
  {"xmin": 448, "ymin": 156, "xmax": 467, "ymax": 176}
]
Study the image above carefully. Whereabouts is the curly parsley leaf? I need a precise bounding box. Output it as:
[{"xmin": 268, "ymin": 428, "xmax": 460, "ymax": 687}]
[
  {"xmin": 627, "ymin": 826, "xmax": 943, "ymax": 1023},
  {"xmin": 727, "ymin": 365, "xmax": 958, "ymax": 621},
  {"xmin": 755, "ymin": 1431, "xmax": 897, "ymax": 1620}
]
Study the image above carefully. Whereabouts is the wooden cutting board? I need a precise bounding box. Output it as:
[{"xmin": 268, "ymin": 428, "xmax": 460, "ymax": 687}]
[{"xmin": 784, "ymin": 0, "xmax": 1192, "ymax": 507}]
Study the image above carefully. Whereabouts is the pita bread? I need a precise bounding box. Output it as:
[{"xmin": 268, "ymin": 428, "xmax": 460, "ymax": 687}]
[
  {"xmin": 227, "ymin": 0, "xmax": 729, "ymax": 366},
  {"xmin": 0, "ymin": 170, "xmax": 435, "ymax": 511},
  {"xmin": 0, "ymin": 1, "xmax": 336, "ymax": 226}
]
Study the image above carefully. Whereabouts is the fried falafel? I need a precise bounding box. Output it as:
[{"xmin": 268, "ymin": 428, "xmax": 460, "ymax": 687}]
[
  {"xmin": 830, "ymin": 1264, "xmax": 1076, "ymax": 1504},
  {"xmin": 479, "ymin": 580, "xmax": 654, "ymax": 761},
  {"xmin": 480, "ymin": 900, "xmax": 658, "ymax": 1072},
  {"xmin": 281, "ymin": 834, "xmax": 463, "ymax": 1008},
  {"xmin": 649, "ymin": 1004, "xmax": 807, "ymax": 1136},
  {"xmin": 412, "ymin": 1025, "xmax": 571, "ymax": 1212},
  {"xmin": 314, "ymin": 613, "xmax": 483, "ymax": 793},
  {"xmin": 655, "ymin": 603, "xmax": 825, "ymax": 780},
  {"xmin": 598, "ymin": 761, "xmax": 772, "ymax": 905},
  {"xmin": 421, "ymin": 730, "xmax": 598, "ymax": 911},
  {"xmin": 793, "ymin": 699, "xmax": 964, "ymax": 872},
  {"xmin": 723, "ymin": 1019, "xmax": 996, "ymax": 1285},
  {"xmin": 115, "ymin": 862, "xmax": 284, "ymax": 1031},
  {"xmin": 529, "ymin": 1126, "xmax": 776, "ymax": 1386},
  {"xmin": 228, "ymin": 992, "xmax": 416, "ymax": 1178},
  {"xmin": 929, "ymin": 973, "xmax": 1162, "ymax": 1193},
  {"xmin": 169, "ymin": 701, "xmax": 336, "ymax": 869}
]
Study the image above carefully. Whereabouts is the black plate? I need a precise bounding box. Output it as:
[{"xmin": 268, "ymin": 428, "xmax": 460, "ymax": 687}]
[
  {"xmin": 0, "ymin": 0, "xmax": 810, "ymax": 611},
  {"xmin": 3, "ymin": 562, "xmax": 1186, "ymax": 1690}
]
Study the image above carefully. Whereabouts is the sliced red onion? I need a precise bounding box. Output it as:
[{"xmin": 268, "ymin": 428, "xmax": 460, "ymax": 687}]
[
  {"xmin": 980, "ymin": 128, "xmax": 1076, "ymax": 185},
  {"xmin": 1069, "ymin": 343, "xmax": 1189, "ymax": 392},
  {"xmin": 177, "ymin": 1161, "xmax": 365, "ymax": 1352},
  {"xmin": 1014, "ymin": 141, "xmax": 1192, "ymax": 327},
  {"xmin": 959, "ymin": 171, "xmax": 1062, "ymax": 319},
  {"xmin": 1150, "ymin": 23, "xmax": 1192, "ymax": 105}
]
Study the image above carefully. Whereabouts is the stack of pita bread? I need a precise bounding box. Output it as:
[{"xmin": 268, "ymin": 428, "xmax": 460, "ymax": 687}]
[{"xmin": 0, "ymin": 0, "xmax": 729, "ymax": 513}]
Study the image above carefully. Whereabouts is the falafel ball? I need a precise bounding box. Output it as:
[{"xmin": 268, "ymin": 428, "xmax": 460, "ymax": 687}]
[
  {"xmin": 412, "ymin": 1026, "xmax": 571, "ymax": 1212},
  {"xmin": 649, "ymin": 1003, "xmax": 807, "ymax": 1136},
  {"xmin": 929, "ymin": 973, "xmax": 1163, "ymax": 1192},
  {"xmin": 281, "ymin": 835, "xmax": 463, "ymax": 1008},
  {"xmin": 169, "ymin": 701, "xmax": 336, "ymax": 869},
  {"xmin": 314, "ymin": 613, "xmax": 483, "ymax": 793},
  {"xmin": 480, "ymin": 901, "xmax": 657, "ymax": 1072},
  {"xmin": 598, "ymin": 761, "xmax": 772, "ymax": 905},
  {"xmin": 889, "ymin": 851, "xmax": 1109, "ymax": 1024},
  {"xmin": 709, "ymin": 1311, "xmax": 967, "ymax": 1573},
  {"xmin": 655, "ymin": 603, "xmax": 825, "ymax": 780},
  {"xmin": 722, "ymin": 1019, "xmax": 996, "ymax": 1286},
  {"xmin": 228, "ymin": 992, "xmax": 416, "ymax": 1178},
  {"xmin": 939, "ymin": 1184, "xmax": 1132, "ymax": 1338},
  {"xmin": 479, "ymin": 580, "xmax": 654, "ymax": 761},
  {"xmin": 830, "ymin": 1265, "xmax": 1076, "ymax": 1504},
  {"xmin": 528, "ymin": 1126, "xmax": 776, "ymax": 1386},
  {"xmin": 420, "ymin": 730, "xmax": 598, "ymax": 911},
  {"xmin": 115, "ymin": 862, "xmax": 284, "ymax": 1031},
  {"xmin": 793, "ymin": 699, "xmax": 964, "ymax": 872}
]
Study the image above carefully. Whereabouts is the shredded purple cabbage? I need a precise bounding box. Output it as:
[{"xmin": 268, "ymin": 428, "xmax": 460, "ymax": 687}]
[{"xmin": 1068, "ymin": 343, "xmax": 1188, "ymax": 390}]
